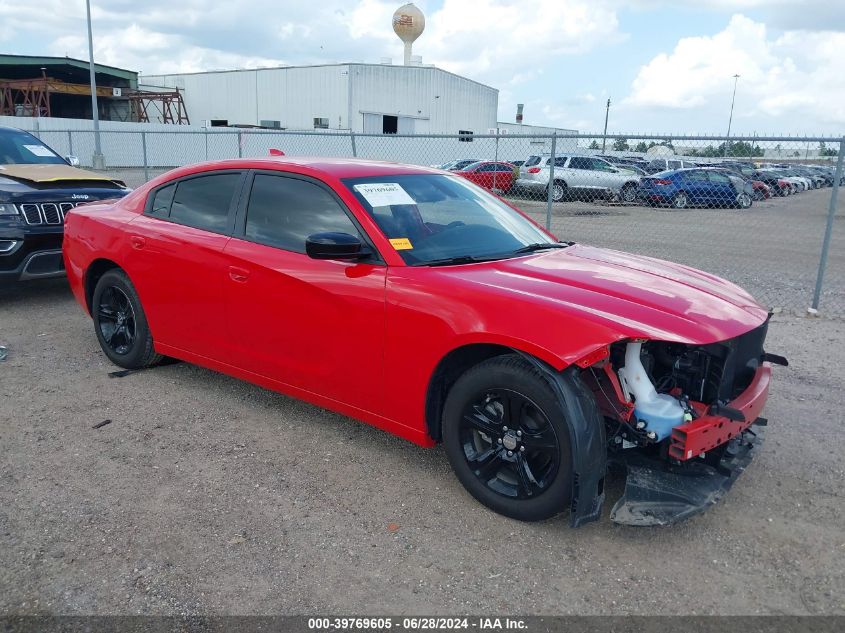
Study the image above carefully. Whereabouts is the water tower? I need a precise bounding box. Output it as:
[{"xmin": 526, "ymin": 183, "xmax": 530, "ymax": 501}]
[{"xmin": 392, "ymin": 3, "xmax": 425, "ymax": 66}]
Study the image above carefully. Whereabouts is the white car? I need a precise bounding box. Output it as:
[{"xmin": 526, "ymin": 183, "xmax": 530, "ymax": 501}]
[{"xmin": 516, "ymin": 154, "xmax": 642, "ymax": 203}]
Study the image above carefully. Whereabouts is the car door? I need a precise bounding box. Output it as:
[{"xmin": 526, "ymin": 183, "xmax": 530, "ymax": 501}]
[
  {"xmin": 567, "ymin": 157, "xmax": 596, "ymax": 192},
  {"xmin": 493, "ymin": 163, "xmax": 515, "ymax": 192},
  {"xmin": 125, "ymin": 170, "xmax": 245, "ymax": 361},
  {"xmin": 590, "ymin": 157, "xmax": 622, "ymax": 189},
  {"xmin": 473, "ymin": 163, "xmax": 498, "ymax": 190},
  {"xmin": 221, "ymin": 171, "xmax": 387, "ymax": 414},
  {"xmin": 682, "ymin": 170, "xmax": 712, "ymax": 205},
  {"xmin": 706, "ymin": 170, "xmax": 736, "ymax": 207}
]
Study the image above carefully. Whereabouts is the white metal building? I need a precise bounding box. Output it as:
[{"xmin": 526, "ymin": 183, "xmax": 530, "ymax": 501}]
[{"xmin": 141, "ymin": 63, "xmax": 499, "ymax": 135}]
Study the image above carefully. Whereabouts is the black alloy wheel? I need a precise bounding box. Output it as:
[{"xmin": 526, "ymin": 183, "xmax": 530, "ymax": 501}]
[
  {"xmin": 97, "ymin": 285, "xmax": 136, "ymax": 356},
  {"xmin": 442, "ymin": 354, "xmax": 582, "ymax": 522},
  {"xmin": 459, "ymin": 388, "xmax": 560, "ymax": 500},
  {"xmin": 92, "ymin": 269, "xmax": 162, "ymax": 369}
]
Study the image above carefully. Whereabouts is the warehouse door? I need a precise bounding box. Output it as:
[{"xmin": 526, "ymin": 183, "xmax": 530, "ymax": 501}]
[{"xmin": 362, "ymin": 113, "xmax": 415, "ymax": 134}]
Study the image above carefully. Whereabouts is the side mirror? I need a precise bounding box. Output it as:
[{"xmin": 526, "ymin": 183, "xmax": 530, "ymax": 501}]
[
  {"xmin": 66, "ymin": 155, "xmax": 80, "ymax": 167},
  {"xmin": 306, "ymin": 232, "xmax": 369, "ymax": 260}
]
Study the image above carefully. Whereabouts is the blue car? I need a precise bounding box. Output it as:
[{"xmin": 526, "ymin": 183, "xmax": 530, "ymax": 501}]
[{"xmin": 637, "ymin": 167, "xmax": 754, "ymax": 209}]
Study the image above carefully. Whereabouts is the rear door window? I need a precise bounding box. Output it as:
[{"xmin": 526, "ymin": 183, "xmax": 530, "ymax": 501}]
[
  {"xmin": 707, "ymin": 171, "xmax": 732, "ymax": 184},
  {"xmin": 524, "ymin": 156, "xmax": 542, "ymax": 167},
  {"xmin": 169, "ymin": 173, "xmax": 241, "ymax": 233},
  {"xmin": 569, "ymin": 157, "xmax": 593, "ymax": 170}
]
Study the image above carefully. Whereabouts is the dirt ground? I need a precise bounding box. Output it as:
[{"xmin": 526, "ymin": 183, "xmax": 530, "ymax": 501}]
[{"xmin": 1, "ymin": 277, "xmax": 844, "ymax": 616}]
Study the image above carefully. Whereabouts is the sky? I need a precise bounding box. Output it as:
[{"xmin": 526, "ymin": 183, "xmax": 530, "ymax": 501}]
[{"xmin": 1, "ymin": 0, "xmax": 843, "ymax": 135}]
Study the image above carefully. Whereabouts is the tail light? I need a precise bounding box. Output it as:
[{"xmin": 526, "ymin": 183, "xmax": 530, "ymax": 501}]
[
  {"xmin": 653, "ymin": 179, "xmax": 672, "ymax": 185},
  {"xmin": 527, "ymin": 167, "xmax": 541, "ymax": 174}
]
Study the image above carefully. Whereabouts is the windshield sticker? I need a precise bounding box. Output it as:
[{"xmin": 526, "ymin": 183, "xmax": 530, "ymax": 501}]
[
  {"xmin": 23, "ymin": 144, "xmax": 56, "ymax": 158},
  {"xmin": 389, "ymin": 238, "xmax": 414, "ymax": 250},
  {"xmin": 353, "ymin": 183, "xmax": 415, "ymax": 207}
]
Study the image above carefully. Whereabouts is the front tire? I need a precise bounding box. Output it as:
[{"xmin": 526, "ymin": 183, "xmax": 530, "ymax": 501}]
[
  {"xmin": 442, "ymin": 354, "xmax": 574, "ymax": 522},
  {"xmin": 92, "ymin": 269, "xmax": 162, "ymax": 370}
]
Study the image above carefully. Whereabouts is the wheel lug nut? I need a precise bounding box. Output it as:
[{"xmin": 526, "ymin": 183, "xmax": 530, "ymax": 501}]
[
  {"xmin": 507, "ymin": 451, "xmax": 513, "ymax": 456},
  {"xmin": 516, "ymin": 430, "xmax": 522, "ymax": 437},
  {"xmin": 502, "ymin": 426, "xmax": 508, "ymax": 431},
  {"xmin": 520, "ymin": 446, "xmax": 525, "ymax": 452},
  {"xmin": 497, "ymin": 438, "xmax": 502, "ymax": 444}
]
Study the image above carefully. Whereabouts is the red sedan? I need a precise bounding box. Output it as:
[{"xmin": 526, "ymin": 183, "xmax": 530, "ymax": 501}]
[
  {"xmin": 455, "ymin": 161, "xmax": 516, "ymax": 193},
  {"xmin": 63, "ymin": 157, "xmax": 784, "ymax": 527}
]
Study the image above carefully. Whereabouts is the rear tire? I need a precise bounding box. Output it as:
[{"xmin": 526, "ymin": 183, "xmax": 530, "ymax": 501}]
[
  {"xmin": 549, "ymin": 181, "xmax": 567, "ymax": 203},
  {"xmin": 671, "ymin": 191, "xmax": 689, "ymax": 209},
  {"xmin": 442, "ymin": 354, "xmax": 575, "ymax": 522},
  {"xmin": 92, "ymin": 269, "xmax": 162, "ymax": 370}
]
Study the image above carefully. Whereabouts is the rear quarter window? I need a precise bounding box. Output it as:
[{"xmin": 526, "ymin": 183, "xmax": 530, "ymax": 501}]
[{"xmin": 149, "ymin": 183, "xmax": 176, "ymax": 216}]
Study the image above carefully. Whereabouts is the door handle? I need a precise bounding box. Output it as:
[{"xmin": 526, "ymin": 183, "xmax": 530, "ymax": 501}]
[
  {"xmin": 129, "ymin": 235, "xmax": 145, "ymax": 249},
  {"xmin": 228, "ymin": 266, "xmax": 250, "ymax": 283}
]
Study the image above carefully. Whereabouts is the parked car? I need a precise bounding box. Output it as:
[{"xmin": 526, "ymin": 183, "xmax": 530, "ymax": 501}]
[
  {"xmin": 435, "ymin": 159, "xmax": 481, "ymax": 171},
  {"xmin": 706, "ymin": 167, "xmax": 769, "ymax": 201},
  {"xmin": 63, "ymin": 157, "xmax": 784, "ymax": 527},
  {"xmin": 455, "ymin": 161, "xmax": 517, "ymax": 193},
  {"xmin": 509, "ymin": 160, "xmax": 525, "ymax": 168},
  {"xmin": 517, "ymin": 154, "xmax": 641, "ymax": 203},
  {"xmin": 753, "ymin": 169, "xmax": 795, "ymax": 196},
  {"xmin": 0, "ymin": 126, "xmax": 131, "ymax": 283},
  {"xmin": 761, "ymin": 168, "xmax": 809, "ymax": 193},
  {"xmin": 643, "ymin": 157, "xmax": 698, "ymax": 174},
  {"xmin": 637, "ymin": 167, "xmax": 754, "ymax": 209}
]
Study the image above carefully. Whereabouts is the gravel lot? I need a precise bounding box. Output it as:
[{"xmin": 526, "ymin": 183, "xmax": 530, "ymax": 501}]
[{"xmin": 1, "ymin": 277, "xmax": 844, "ymax": 614}]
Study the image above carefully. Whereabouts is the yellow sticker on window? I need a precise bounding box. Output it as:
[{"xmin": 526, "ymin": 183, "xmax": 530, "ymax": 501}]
[{"xmin": 389, "ymin": 238, "xmax": 414, "ymax": 250}]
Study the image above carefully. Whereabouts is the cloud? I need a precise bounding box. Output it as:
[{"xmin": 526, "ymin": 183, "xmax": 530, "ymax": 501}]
[
  {"xmin": 623, "ymin": 14, "xmax": 845, "ymax": 130},
  {"xmin": 0, "ymin": 0, "xmax": 624, "ymax": 86}
]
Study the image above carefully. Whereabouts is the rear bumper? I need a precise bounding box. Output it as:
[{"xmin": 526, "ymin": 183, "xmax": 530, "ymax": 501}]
[{"xmin": 514, "ymin": 178, "xmax": 547, "ymax": 193}]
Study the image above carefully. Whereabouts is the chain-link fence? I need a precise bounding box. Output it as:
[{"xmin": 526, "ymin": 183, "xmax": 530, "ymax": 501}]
[{"xmin": 32, "ymin": 128, "xmax": 845, "ymax": 316}]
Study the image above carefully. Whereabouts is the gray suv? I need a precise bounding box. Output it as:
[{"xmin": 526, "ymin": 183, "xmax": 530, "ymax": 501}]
[{"xmin": 516, "ymin": 154, "xmax": 642, "ymax": 203}]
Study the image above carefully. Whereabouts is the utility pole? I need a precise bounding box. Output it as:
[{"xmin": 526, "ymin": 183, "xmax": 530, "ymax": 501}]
[
  {"xmin": 601, "ymin": 97, "xmax": 611, "ymax": 152},
  {"xmin": 724, "ymin": 74, "xmax": 740, "ymax": 158},
  {"xmin": 86, "ymin": 0, "xmax": 105, "ymax": 170}
]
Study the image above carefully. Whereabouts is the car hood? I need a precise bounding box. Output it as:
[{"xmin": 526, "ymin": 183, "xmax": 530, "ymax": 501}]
[
  {"xmin": 0, "ymin": 163, "xmax": 121, "ymax": 185},
  {"xmin": 446, "ymin": 244, "xmax": 769, "ymax": 344}
]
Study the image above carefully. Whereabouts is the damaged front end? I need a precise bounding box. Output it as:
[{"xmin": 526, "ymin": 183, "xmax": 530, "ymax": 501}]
[{"xmin": 581, "ymin": 316, "xmax": 787, "ymax": 526}]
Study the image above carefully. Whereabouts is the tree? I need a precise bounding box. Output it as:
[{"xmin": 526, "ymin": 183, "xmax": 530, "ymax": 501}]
[
  {"xmin": 612, "ymin": 137, "xmax": 629, "ymax": 152},
  {"xmin": 633, "ymin": 141, "xmax": 648, "ymax": 153},
  {"xmin": 588, "ymin": 140, "xmax": 600, "ymax": 150},
  {"xmin": 707, "ymin": 141, "xmax": 763, "ymax": 157},
  {"xmin": 819, "ymin": 142, "xmax": 838, "ymax": 157}
]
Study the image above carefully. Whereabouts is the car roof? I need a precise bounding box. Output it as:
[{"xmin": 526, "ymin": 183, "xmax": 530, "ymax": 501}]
[{"xmin": 162, "ymin": 157, "xmax": 442, "ymax": 180}]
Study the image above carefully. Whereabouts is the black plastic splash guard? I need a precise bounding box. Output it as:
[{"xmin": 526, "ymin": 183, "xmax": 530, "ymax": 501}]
[{"xmin": 610, "ymin": 422, "xmax": 765, "ymax": 526}]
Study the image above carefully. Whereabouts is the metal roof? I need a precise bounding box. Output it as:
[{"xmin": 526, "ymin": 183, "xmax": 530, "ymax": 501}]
[{"xmin": 0, "ymin": 54, "xmax": 137, "ymax": 81}]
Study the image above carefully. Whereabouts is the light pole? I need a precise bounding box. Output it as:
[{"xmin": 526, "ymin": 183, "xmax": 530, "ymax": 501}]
[
  {"xmin": 601, "ymin": 97, "xmax": 611, "ymax": 152},
  {"xmin": 724, "ymin": 74, "xmax": 740, "ymax": 157},
  {"xmin": 86, "ymin": 0, "xmax": 104, "ymax": 169}
]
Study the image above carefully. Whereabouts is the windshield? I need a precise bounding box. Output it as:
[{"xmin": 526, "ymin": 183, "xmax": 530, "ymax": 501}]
[
  {"xmin": 343, "ymin": 174, "xmax": 557, "ymax": 265},
  {"xmin": 0, "ymin": 129, "xmax": 65, "ymax": 165}
]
